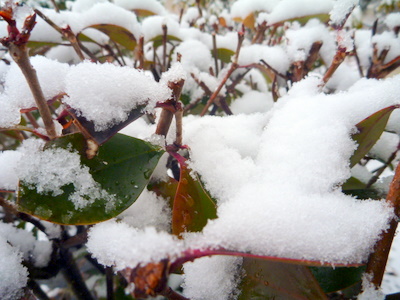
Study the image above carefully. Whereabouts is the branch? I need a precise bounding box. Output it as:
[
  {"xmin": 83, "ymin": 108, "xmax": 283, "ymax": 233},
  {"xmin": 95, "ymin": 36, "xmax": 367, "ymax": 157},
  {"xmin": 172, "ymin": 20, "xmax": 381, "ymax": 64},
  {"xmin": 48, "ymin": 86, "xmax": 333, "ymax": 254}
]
[{"xmin": 365, "ymin": 160, "xmax": 400, "ymax": 288}]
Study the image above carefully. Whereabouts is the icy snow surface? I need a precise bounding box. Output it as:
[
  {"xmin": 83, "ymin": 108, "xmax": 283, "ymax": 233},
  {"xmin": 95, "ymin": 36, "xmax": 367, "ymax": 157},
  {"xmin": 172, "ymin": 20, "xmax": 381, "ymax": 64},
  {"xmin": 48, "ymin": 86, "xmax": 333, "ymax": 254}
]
[{"xmin": 88, "ymin": 75, "xmax": 400, "ymax": 277}]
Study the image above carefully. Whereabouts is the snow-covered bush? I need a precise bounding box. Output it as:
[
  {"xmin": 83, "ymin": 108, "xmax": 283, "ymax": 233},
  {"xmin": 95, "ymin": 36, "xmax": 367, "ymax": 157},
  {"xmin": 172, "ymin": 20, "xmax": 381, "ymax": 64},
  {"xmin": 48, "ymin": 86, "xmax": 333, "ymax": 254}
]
[{"xmin": 0, "ymin": 0, "xmax": 400, "ymax": 299}]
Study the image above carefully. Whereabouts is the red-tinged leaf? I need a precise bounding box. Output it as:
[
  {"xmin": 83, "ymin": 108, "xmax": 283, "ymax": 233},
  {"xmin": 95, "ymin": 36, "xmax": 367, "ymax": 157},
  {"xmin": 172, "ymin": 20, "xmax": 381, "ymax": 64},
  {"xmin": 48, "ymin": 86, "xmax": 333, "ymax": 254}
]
[
  {"xmin": 350, "ymin": 105, "xmax": 400, "ymax": 167},
  {"xmin": 172, "ymin": 163, "xmax": 217, "ymax": 236},
  {"xmin": 17, "ymin": 133, "xmax": 164, "ymax": 225},
  {"xmin": 239, "ymin": 258, "xmax": 328, "ymax": 300},
  {"xmin": 147, "ymin": 177, "xmax": 179, "ymax": 208},
  {"xmin": 67, "ymin": 105, "xmax": 146, "ymax": 146},
  {"xmin": 83, "ymin": 24, "xmax": 137, "ymax": 50}
]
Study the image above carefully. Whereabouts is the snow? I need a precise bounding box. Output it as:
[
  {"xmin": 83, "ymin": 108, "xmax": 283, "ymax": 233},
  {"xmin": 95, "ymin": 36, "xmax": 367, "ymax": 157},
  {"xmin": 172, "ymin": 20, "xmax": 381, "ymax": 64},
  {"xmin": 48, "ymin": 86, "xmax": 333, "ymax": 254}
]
[
  {"xmin": 87, "ymin": 221, "xmax": 184, "ymax": 270},
  {"xmin": 0, "ymin": 150, "xmax": 21, "ymax": 190},
  {"xmin": 141, "ymin": 15, "xmax": 181, "ymax": 42},
  {"xmin": 372, "ymin": 31, "xmax": 400, "ymax": 64},
  {"xmin": 0, "ymin": 56, "xmax": 69, "ymax": 128},
  {"xmin": 114, "ymin": 0, "xmax": 167, "ymax": 16},
  {"xmin": 284, "ymin": 19, "xmax": 336, "ymax": 64},
  {"xmin": 385, "ymin": 12, "xmax": 400, "ymax": 30},
  {"xmin": 231, "ymin": 0, "xmax": 279, "ymax": 20},
  {"xmin": 261, "ymin": 0, "xmax": 333, "ymax": 25},
  {"xmin": 182, "ymin": 256, "xmax": 243, "ymax": 300},
  {"xmin": 64, "ymin": 61, "xmax": 171, "ymax": 131},
  {"xmin": 230, "ymin": 90, "xmax": 274, "ymax": 114},
  {"xmin": 174, "ymin": 39, "xmax": 213, "ymax": 72},
  {"xmin": 17, "ymin": 139, "xmax": 116, "ymax": 210},
  {"xmin": 119, "ymin": 189, "xmax": 171, "ymax": 231},
  {"xmin": 0, "ymin": 236, "xmax": 28, "ymax": 300},
  {"xmin": 330, "ymin": 0, "xmax": 358, "ymax": 26},
  {"xmin": 238, "ymin": 44, "xmax": 290, "ymax": 74},
  {"xmin": 358, "ymin": 273, "xmax": 385, "ymax": 300}
]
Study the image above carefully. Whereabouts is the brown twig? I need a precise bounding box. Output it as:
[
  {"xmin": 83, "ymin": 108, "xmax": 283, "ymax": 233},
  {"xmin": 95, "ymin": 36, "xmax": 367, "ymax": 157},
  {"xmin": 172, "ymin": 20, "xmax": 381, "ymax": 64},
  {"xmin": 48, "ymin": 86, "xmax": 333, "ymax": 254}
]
[
  {"xmin": 212, "ymin": 32, "xmax": 219, "ymax": 76},
  {"xmin": 321, "ymin": 48, "xmax": 347, "ymax": 86},
  {"xmin": 200, "ymin": 31, "xmax": 244, "ymax": 116},
  {"xmin": 365, "ymin": 161, "xmax": 400, "ymax": 288},
  {"xmin": 34, "ymin": 9, "xmax": 85, "ymax": 61},
  {"xmin": 7, "ymin": 43, "xmax": 57, "ymax": 139}
]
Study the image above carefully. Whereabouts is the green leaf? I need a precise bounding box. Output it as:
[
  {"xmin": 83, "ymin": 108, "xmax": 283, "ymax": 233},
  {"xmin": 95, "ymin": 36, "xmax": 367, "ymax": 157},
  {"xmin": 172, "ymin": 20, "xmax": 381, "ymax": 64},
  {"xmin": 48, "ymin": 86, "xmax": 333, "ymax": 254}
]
[
  {"xmin": 309, "ymin": 266, "xmax": 365, "ymax": 294},
  {"xmin": 213, "ymin": 48, "xmax": 235, "ymax": 64},
  {"xmin": 350, "ymin": 105, "xmax": 399, "ymax": 167},
  {"xmin": 84, "ymin": 24, "xmax": 137, "ymax": 50},
  {"xmin": 239, "ymin": 258, "xmax": 327, "ymax": 300},
  {"xmin": 280, "ymin": 13, "xmax": 330, "ymax": 25},
  {"xmin": 172, "ymin": 163, "xmax": 217, "ymax": 236},
  {"xmin": 17, "ymin": 133, "xmax": 164, "ymax": 225},
  {"xmin": 132, "ymin": 8, "xmax": 158, "ymax": 17}
]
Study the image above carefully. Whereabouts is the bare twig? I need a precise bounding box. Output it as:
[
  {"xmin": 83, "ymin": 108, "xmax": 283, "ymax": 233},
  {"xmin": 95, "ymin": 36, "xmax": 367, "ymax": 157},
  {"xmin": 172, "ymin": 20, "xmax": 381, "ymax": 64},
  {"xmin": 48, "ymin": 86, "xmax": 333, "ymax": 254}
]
[
  {"xmin": 321, "ymin": 48, "xmax": 347, "ymax": 86},
  {"xmin": 212, "ymin": 33, "xmax": 219, "ymax": 76}
]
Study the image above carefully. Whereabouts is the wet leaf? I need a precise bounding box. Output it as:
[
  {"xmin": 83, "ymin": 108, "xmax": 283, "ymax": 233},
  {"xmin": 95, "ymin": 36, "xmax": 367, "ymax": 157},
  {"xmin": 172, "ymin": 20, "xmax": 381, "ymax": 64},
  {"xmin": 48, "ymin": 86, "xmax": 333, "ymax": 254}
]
[
  {"xmin": 147, "ymin": 177, "xmax": 179, "ymax": 208},
  {"xmin": 17, "ymin": 133, "xmax": 164, "ymax": 225},
  {"xmin": 310, "ymin": 265, "xmax": 365, "ymax": 294},
  {"xmin": 350, "ymin": 105, "xmax": 399, "ymax": 167},
  {"xmin": 172, "ymin": 163, "xmax": 217, "ymax": 236},
  {"xmin": 84, "ymin": 24, "xmax": 137, "ymax": 50},
  {"xmin": 239, "ymin": 258, "xmax": 327, "ymax": 300}
]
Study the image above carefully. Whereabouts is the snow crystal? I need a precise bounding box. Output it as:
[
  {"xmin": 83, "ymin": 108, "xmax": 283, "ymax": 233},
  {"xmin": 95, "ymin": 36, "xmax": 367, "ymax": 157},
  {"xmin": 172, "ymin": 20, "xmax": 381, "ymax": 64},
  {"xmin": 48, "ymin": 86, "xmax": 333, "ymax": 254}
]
[
  {"xmin": 0, "ymin": 236, "xmax": 28, "ymax": 300},
  {"xmin": 330, "ymin": 0, "xmax": 358, "ymax": 27},
  {"xmin": 0, "ymin": 150, "xmax": 21, "ymax": 190},
  {"xmin": 16, "ymin": 139, "xmax": 116, "ymax": 210},
  {"xmin": 87, "ymin": 221, "xmax": 184, "ymax": 270},
  {"xmin": 354, "ymin": 29, "xmax": 373, "ymax": 69},
  {"xmin": 182, "ymin": 256, "xmax": 243, "ymax": 300},
  {"xmin": 64, "ymin": 61, "xmax": 170, "ymax": 131},
  {"xmin": 230, "ymin": 90, "xmax": 274, "ymax": 114}
]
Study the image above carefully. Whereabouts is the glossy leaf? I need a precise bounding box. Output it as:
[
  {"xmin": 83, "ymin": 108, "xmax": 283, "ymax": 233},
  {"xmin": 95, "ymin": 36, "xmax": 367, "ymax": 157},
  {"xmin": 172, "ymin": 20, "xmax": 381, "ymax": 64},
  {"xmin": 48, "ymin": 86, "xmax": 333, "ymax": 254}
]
[
  {"xmin": 213, "ymin": 48, "xmax": 235, "ymax": 63},
  {"xmin": 350, "ymin": 105, "xmax": 399, "ymax": 167},
  {"xmin": 67, "ymin": 105, "xmax": 146, "ymax": 146},
  {"xmin": 310, "ymin": 265, "xmax": 365, "ymax": 294},
  {"xmin": 147, "ymin": 177, "xmax": 179, "ymax": 208},
  {"xmin": 172, "ymin": 163, "xmax": 217, "ymax": 236},
  {"xmin": 239, "ymin": 258, "xmax": 327, "ymax": 300},
  {"xmin": 18, "ymin": 133, "xmax": 164, "ymax": 225},
  {"xmin": 84, "ymin": 24, "xmax": 137, "ymax": 50}
]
